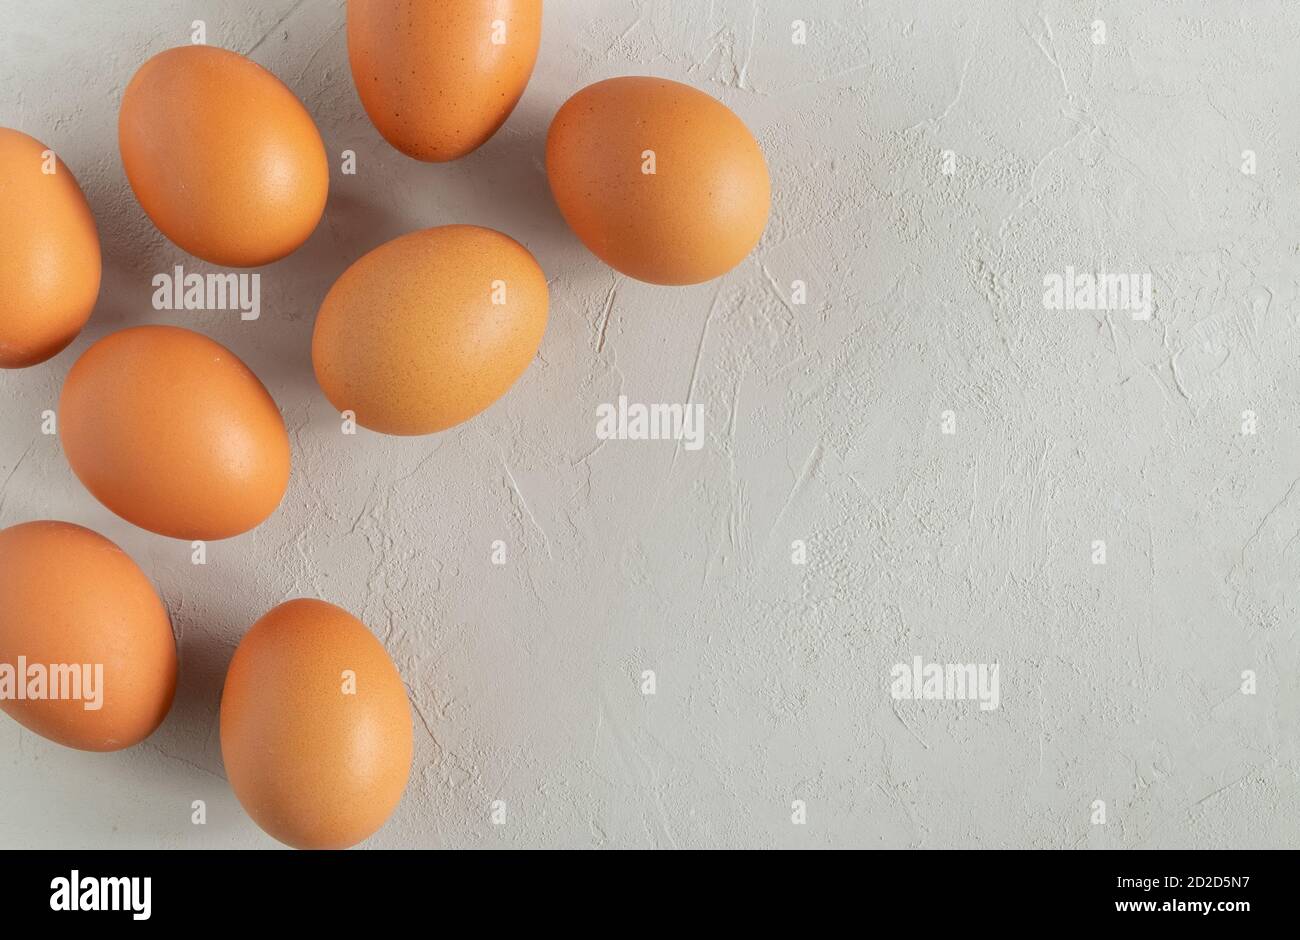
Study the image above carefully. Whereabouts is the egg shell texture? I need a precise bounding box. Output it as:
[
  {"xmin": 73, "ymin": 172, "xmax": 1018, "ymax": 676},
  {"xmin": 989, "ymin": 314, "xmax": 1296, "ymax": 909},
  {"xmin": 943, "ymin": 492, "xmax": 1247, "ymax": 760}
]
[
  {"xmin": 545, "ymin": 76, "xmax": 771, "ymax": 285},
  {"xmin": 0, "ymin": 128, "xmax": 102, "ymax": 368},
  {"xmin": 347, "ymin": 0, "xmax": 542, "ymax": 162},
  {"xmin": 219, "ymin": 598, "xmax": 413, "ymax": 850},
  {"xmin": 58, "ymin": 326, "xmax": 290, "ymax": 541},
  {"xmin": 311, "ymin": 224, "xmax": 549, "ymax": 435},
  {"xmin": 0, "ymin": 521, "xmax": 176, "ymax": 752},
  {"xmin": 118, "ymin": 45, "xmax": 328, "ymax": 267}
]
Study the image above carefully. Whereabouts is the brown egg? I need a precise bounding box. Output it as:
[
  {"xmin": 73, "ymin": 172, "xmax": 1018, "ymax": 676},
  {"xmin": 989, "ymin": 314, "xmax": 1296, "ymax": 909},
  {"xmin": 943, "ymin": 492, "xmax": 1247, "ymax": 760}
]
[
  {"xmin": 546, "ymin": 76, "xmax": 770, "ymax": 285},
  {"xmin": 220, "ymin": 599, "xmax": 413, "ymax": 849},
  {"xmin": 312, "ymin": 225, "xmax": 548, "ymax": 435},
  {"xmin": 119, "ymin": 45, "xmax": 328, "ymax": 267},
  {"xmin": 348, "ymin": 0, "xmax": 542, "ymax": 161},
  {"xmin": 0, "ymin": 129, "xmax": 101, "ymax": 368},
  {"xmin": 59, "ymin": 326, "xmax": 290, "ymax": 540},
  {"xmin": 0, "ymin": 521, "xmax": 176, "ymax": 751}
]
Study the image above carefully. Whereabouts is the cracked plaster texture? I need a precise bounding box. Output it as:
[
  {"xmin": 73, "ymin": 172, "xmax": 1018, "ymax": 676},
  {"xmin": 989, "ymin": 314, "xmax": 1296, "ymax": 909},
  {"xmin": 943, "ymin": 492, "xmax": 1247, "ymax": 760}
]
[{"xmin": 1, "ymin": 0, "xmax": 1298, "ymax": 849}]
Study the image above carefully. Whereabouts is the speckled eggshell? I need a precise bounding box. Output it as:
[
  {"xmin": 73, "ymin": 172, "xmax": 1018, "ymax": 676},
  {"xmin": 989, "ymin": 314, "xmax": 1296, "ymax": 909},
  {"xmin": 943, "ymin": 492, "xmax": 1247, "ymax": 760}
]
[
  {"xmin": 311, "ymin": 224, "xmax": 549, "ymax": 435},
  {"xmin": 219, "ymin": 599, "xmax": 413, "ymax": 850},
  {"xmin": 0, "ymin": 521, "xmax": 176, "ymax": 751},
  {"xmin": 59, "ymin": 326, "xmax": 290, "ymax": 541},
  {"xmin": 0, "ymin": 128, "xmax": 101, "ymax": 368},
  {"xmin": 545, "ymin": 76, "xmax": 771, "ymax": 285},
  {"xmin": 347, "ymin": 0, "xmax": 542, "ymax": 161},
  {"xmin": 118, "ymin": 45, "xmax": 328, "ymax": 267}
]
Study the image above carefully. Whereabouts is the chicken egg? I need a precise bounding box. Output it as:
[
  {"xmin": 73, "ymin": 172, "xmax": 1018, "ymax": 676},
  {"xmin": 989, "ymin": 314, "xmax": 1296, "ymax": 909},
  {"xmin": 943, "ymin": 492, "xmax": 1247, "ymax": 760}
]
[
  {"xmin": 0, "ymin": 521, "xmax": 176, "ymax": 751},
  {"xmin": 119, "ymin": 45, "xmax": 328, "ymax": 267},
  {"xmin": 0, "ymin": 128, "xmax": 101, "ymax": 368},
  {"xmin": 312, "ymin": 225, "xmax": 548, "ymax": 435},
  {"xmin": 220, "ymin": 599, "xmax": 413, "ymax": 849},
  {"xmin": 347, "ymin": 0, "xmax": 542, "ymax": 161},
  {"xmin": 59, "ymin": 326, "xmax": 290, "ymax": 540},
  {"xmin": 546, "ymin": 76, "xmax": 770, "ymax": 285}
]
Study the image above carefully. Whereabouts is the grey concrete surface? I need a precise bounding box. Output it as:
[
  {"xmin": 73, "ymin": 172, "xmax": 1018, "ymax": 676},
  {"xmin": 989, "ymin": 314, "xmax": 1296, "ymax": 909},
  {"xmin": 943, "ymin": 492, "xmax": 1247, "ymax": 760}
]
[{"xmin": 1, "ymin": 0, "xmax": 1298, "ymax": 848}]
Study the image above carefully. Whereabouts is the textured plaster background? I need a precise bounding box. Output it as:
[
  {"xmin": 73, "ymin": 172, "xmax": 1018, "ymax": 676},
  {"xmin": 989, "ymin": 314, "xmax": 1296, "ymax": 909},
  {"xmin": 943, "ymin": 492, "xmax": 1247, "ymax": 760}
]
[{"xmin": 1, "ymin": 0, "xmax": 1298, "ymax": 849}]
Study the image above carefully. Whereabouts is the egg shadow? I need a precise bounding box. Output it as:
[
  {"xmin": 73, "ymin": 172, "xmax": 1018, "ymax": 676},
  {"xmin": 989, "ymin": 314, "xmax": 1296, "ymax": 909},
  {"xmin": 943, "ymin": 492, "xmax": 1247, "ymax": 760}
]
[
  {"xmin": 143, "ymin": 595, "xmax": 245, "ymax": 784},
  {"xmin": 75, "ymin": 172, "xmax": 174, "ymax": 340},
  {"xmin": 234, "ymin": 185, "xmax": 414, "ymax": 401},
  {"xmin": 426, "ymin": 94, "xmax": 619, "ymax": 314},
  {"xmin": 80, "ymin": 584, "xmax": 253, "ymax": 847},
  {"xmin": 451, "ymin": 97, "xmax": 575, "ymax": 246}
]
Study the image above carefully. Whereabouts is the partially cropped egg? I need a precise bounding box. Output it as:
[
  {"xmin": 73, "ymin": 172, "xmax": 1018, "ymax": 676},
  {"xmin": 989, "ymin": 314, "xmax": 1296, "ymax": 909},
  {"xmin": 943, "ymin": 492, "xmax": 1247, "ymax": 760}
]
[
  {"xmin": 312, "ymin": 225, "xmax": 548, "ymax": 435},
  {"xmin": 119, "ymin": 45, "xmax": 328, "ymax": 266},
  {"xmin": 220, "ymin": 599, "xmax": 413, "ymax": 849},
  {"xmin": 347, "ymin": 0, "xmax": 542, "ymax": 161},
  {"xmin": 0, "ymin": 128, "xmax": 101, "ymax": 368},
  {"xmin": 546, "ymin": 76, "xmax": 770, "ymax": 285},
  {"xmin": 0, "ymin": 521, "xmax": 176, "ymax": 751},
  {"xmin": 59, "ymin": 326, "xmax": 290, "ymax": 540}
]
